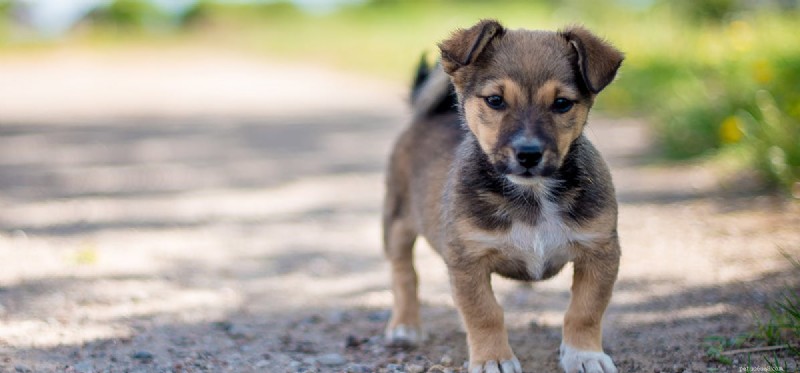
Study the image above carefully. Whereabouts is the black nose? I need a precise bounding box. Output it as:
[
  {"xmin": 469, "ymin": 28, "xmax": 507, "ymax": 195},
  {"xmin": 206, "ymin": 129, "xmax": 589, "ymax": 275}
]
[{"xmin": 516, "ymin": 144, "xmax": 543, "ymax": 169}]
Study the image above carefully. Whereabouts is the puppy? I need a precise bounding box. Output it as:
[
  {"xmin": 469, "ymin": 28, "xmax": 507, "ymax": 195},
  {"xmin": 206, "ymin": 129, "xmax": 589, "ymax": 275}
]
[{"xmin": 383, "ymin": 19, "xmax": 623, "ymax": 373}]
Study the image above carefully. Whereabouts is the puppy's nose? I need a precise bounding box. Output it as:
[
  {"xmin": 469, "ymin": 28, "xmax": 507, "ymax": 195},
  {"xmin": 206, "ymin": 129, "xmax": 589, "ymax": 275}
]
[{"xmin": 515, "ymin": 144, "xmax": 543, "ymax": 169}]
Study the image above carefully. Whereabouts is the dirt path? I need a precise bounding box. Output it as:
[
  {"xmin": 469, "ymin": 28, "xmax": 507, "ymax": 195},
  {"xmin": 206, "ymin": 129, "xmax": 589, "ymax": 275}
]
[{"xmin": 0, "ymin": 49, "xmax": 797, "ymax": 373}]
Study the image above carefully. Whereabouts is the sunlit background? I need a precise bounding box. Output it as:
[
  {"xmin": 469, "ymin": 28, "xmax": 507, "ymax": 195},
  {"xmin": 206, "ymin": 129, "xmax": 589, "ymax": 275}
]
[
  {"xmin": 2, "ymin": 0, "xmax": 797, "ymax": 192},
  {"xmin": 0, "ymin": 1, "xmax": 798, "ymax": 372}
]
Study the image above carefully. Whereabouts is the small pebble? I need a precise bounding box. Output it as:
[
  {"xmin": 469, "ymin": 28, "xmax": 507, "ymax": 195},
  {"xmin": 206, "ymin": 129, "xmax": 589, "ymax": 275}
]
[
  {"xmin": 212, "ymin": 321, "xmax": 233, "ymax": 331},
  {"xmin": 317, "ymin": 353, "xmax": 347, "ymax": 366},
  {"xmin": 131, "ymin": 351, "xmax": 154, "ymax": 362},
  {"xmin": 406, "ymin": 363, "xmax": 424, "ymax": 373},
  {"xmin": 14, "ymin": 366, "xmax": 30, "ymax": 373},
  {"xmin": 440, "ymin": 355, "xmax": 453, "ymax": 365},
  {"xmin": 226, "ymin": 324, "xmax": 254, "ymax": 339},
  {"xmin": 345, "ymin": 335, "xmax": 366, "ymax": 348},
  {"xmin": 367, "ymin": 310, "xmax": 390, "ymax": 322},
  {"xmin": 345, "ymin": 363, "xmax": 371, "ymax": 373},
  {"xmin": 385, "ymin": 363, "xmax": 403, "ymax": 372},
  {"xmin": 292, "ymin": 341, "xmax": 317, "ymax": 354}
]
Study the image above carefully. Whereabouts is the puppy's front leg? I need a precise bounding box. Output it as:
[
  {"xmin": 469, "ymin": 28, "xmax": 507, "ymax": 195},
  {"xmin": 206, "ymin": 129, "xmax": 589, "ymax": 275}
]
[
  {"xmin": 560, "ymin": 239, "xmax": 620, "ymax": 373},
  {"xmin": 450, "ymin": 265, "xmax": 522, "ymax": 373}
]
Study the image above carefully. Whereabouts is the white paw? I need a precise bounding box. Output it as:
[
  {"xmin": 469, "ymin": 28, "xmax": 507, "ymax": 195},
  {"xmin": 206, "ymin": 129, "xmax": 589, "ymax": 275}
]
[
  {"xmin": 559, "ymin": 343, "xmax": 617, "ymax": 373},
  {"xmin": 469, "ymin": 356, "xmax": 522, "ymax": 373},
  {"xmin": 384, "ymin": 324, "xmax": 423, "ymax": 348}
]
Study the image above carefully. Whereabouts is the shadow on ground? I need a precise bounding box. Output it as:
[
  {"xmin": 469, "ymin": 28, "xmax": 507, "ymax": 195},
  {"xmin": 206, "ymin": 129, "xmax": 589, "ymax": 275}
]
[
  {"xmin": 0, "ymin": 111, "xmax": 798, "ymax": 372},
  {"xmin": 0, "ymin": 113, "xmax": 396, "ymax": 203},
  {"xmin": 2, "ymin": 253, "xmax": 797, "ymax": 372}
]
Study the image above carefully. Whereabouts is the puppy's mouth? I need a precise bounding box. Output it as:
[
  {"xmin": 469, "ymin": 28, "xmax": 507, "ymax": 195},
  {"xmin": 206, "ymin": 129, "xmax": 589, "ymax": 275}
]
[
  {"xmin": 507, "ymin": 167, "xmax": 555, "ymax": 181},
  {"xmin": 505, "ymin": 173, "xmax": 545, "ymax": 186},
  {"xmin": 493, "ymin": 155, "xmax": 558, "ymax": 185}
]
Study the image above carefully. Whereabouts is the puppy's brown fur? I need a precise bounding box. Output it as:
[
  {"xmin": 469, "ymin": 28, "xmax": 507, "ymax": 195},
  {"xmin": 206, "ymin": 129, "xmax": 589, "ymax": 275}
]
[{"xmin": 384, "ymin": 20, "xmax": 624, "ymax": 373}]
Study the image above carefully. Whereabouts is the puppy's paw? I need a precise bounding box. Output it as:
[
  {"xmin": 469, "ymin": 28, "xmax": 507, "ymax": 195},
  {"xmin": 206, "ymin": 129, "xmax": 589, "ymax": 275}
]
[
  {"xmin": 469, "ymin": 356, "xmax": 522, "ymax": 373},
  {"xmin": 559, "ymin": 343, "xmax": 617, "ymax": 373},
  {"xmin": 384, "ymin": 324, "xmax": 423, "ymax": 348}
]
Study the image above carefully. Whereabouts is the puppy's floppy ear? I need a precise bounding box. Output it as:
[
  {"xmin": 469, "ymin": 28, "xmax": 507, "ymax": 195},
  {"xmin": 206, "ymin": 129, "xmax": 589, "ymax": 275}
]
[
  {"xmin": 560, "ymin": 26, "xmax": 624, "ymax": 94},
  {"xmin": 438, "ymin": 19, "xmax": 505, "ymax": 75}
]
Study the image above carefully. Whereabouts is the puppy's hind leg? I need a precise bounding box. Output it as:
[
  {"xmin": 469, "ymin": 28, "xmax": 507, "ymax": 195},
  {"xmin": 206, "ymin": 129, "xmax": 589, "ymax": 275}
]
[{"xmin": 383, "ymin": 213, "xmax": 422, "ymax": 348}]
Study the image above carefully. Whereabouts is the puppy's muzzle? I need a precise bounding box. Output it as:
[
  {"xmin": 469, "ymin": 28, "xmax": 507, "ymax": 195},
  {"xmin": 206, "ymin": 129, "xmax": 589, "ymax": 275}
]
[
  {"xmin": 502, "ymin": 138, "xmax": 558, "ymax": 182},
  {"xmin": 515, "ymin": 143, "xmax": 543, "ymax": 169}
]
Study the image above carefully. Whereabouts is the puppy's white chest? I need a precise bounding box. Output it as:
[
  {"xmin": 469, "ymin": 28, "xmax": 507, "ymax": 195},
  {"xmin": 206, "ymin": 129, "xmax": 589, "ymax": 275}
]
[
  {"xmin": 508, "ymin": 215, "xmax": 572, "ymax": 256},
  {"xmin": 464, "ymin": 202, "xmax": 600, "ymax": 279},
  {"xmin": 505, "ymin": 215, "xmax": 576, "ymax": 278}
]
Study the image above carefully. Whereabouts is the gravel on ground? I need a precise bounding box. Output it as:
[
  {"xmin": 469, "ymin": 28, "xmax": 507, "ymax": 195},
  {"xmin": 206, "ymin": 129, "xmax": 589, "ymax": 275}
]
[{"xmin": 0, "ymin": 48, "xmax": 797, "ymax": 373}]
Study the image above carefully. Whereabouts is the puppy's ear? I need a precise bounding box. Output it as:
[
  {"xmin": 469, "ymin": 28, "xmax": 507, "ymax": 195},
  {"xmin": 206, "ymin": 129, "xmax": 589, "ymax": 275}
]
[
  {"xmin": 560, "ymin": 26, "xmax": 624, "ymax": 94},
  {"xmin": 438, "ymin": 19, "xmax": 505, "ymax": 75}
]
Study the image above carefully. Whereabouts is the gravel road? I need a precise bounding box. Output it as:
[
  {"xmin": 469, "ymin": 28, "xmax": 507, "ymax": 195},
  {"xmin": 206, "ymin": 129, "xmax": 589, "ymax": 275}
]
[{"xmin": 0, "ymin": 48, "xmax": 797, "ymax": 373}]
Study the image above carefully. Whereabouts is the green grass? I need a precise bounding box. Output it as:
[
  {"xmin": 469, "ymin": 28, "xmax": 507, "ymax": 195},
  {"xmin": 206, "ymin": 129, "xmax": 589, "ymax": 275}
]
[
  {"xmin": 705, "ymin": 250, "xmax": 800, "ymax": 370},
  {"xmin": 704, "ymin": 334, "xmax": 748, "ymax": 365}
]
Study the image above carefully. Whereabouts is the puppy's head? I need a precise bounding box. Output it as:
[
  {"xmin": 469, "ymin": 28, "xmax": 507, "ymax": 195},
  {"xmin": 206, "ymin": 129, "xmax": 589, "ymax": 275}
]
[{"xmin": 439, "ymin": 20, "xmax": 623, "ymax": 184}]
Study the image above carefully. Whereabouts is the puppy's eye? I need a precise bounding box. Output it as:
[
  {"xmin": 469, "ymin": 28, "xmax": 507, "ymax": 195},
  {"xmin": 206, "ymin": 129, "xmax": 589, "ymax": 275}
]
[
  {"xmin": 484, "ymin": 95, "xmax": 506, "ymax": 110},
  {"xmin": 552, "ymin": 98, "xmax": 574, "ymax": 113}
]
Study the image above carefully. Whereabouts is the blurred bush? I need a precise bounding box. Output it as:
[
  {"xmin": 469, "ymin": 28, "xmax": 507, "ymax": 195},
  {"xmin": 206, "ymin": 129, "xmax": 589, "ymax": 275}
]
[
  {"xmin": 600, "ymin": 3, "xmax": 799, "ymax": 193},
  {"xmin": 0, "ymin": 0, "xmax": 797, "ymax": 193},
  {"xmin": 86, "ymin": 0, "xmax": 165, "ymax": 30}
]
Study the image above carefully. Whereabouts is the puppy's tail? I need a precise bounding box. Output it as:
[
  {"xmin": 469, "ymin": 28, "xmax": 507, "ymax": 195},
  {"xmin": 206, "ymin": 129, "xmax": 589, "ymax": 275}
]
[{"xmin": 410, "ymin": 53, "xmax": 457, "ymax": 119}]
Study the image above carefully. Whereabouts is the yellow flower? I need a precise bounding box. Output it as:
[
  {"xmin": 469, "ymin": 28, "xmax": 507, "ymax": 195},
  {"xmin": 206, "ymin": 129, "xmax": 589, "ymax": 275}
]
[
  {"xmin": 752, "ymin": 59, "xmax": 773, "ymax": 84},
  {"xmin": 727, "ymin": 20, "xmax": 754, "ymax": 53},
  {"xmin": 719, "ymin": 116, "xmax": 744, "ymax": 144}
]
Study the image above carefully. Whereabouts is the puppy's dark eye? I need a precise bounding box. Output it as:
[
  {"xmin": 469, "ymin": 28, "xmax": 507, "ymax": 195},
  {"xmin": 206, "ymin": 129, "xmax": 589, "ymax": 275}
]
[
  {"xmin": 484, "ymin": 95, "xmax": 505, "ymax": 110},
  {"xmin": 552, "ymin": 98, "xmax": 574, "ymax": 113}
]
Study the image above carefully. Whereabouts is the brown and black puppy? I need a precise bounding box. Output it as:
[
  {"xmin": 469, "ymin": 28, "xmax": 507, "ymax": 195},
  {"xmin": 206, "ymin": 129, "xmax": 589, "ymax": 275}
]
[{"xmin": 383, "ymin": 20, "xmax": 623, "ymax": 373}]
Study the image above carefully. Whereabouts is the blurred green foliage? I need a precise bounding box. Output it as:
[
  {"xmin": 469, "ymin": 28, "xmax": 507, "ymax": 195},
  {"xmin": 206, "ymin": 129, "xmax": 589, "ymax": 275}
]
[
  {"xmin": 0, "ymin": 0, "xmax": 10, "ymax": 33},
  {"xmin": 602, "ymin": 7, "xmax": 800, "ymax": 193},
  {"xmin": 0, "ymin": 0, "xmax": 798, "ymax": 193},
  {"xmin": 89, "ymin": 0, "xmax": 162, "ymax": 28},
  {"xmin": 85, "ymin": 0, "xmax": 190, "ymax": 32}
]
